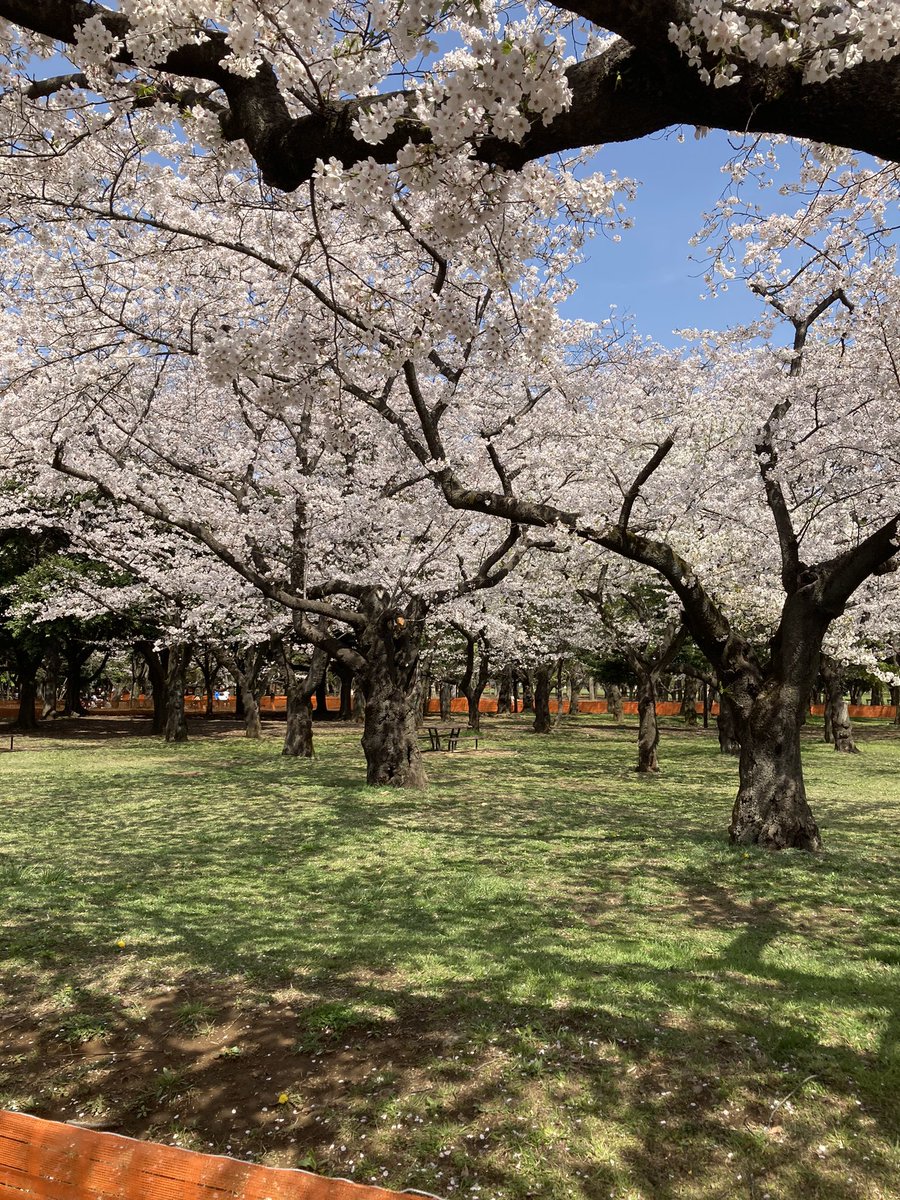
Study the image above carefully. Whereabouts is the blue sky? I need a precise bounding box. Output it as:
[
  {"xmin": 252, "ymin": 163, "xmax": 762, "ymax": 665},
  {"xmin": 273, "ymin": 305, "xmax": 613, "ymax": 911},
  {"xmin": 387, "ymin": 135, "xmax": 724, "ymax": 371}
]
[{"xmin": 562, "ymin": 130, "xmax": 790, "ymax": 345}]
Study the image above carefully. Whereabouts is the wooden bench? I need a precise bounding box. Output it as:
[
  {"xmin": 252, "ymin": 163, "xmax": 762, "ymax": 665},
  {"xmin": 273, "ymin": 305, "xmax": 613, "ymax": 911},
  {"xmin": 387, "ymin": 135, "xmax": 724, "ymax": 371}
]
[
  {"xmin": 0, "ymin": 1109, "xmax": 434, "ymax": 1200},
  {"xmin": 423, "ymin": 727, "xmax": 478, "ymax": 752}
]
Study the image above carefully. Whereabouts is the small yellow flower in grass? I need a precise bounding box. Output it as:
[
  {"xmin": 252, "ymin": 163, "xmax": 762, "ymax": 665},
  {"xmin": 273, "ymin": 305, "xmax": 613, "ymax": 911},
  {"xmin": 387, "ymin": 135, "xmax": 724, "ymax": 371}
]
[
  {"xmin": 278, "ymin": 1092, "xmax": 290, "ymax": 1105},
  {"xmin": 115, "ymin": 939, "xmax": 126, "ymax": 949}
]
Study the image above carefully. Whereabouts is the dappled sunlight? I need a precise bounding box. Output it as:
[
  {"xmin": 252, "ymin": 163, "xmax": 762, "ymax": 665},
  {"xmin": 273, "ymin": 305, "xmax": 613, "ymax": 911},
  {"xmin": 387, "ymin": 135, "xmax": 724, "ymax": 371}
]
[{"xmin": 0, "ymin": 718, "xmax": 898, "ymax": 1199}]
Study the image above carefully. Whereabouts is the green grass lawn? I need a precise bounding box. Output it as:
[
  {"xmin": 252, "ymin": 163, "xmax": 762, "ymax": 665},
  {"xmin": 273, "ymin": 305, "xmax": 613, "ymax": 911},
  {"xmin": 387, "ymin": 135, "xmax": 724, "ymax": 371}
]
[{"xmin": 0, "ymin": 716, "xmax": 898, "ymax": 1200}]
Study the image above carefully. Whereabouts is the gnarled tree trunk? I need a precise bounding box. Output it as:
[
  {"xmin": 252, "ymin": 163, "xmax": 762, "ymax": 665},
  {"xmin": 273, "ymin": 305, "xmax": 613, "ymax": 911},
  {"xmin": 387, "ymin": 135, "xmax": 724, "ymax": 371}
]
[
  {"xmin": 521, "ymin": 671, "xmax": 534, "ymax": 713},
  {"xmin": 496, "ymin": 667, "xmax": 512, "ymax": 714},
  {"xmin": 359, "ymin": 602, "xmax": 427, "ymax": 788},
  {"xmin": 457, "ymin": 629, "xmax": 490, "ymax": 733},
  {"xmin": 313, "ymin": 676, "xmax": 330, "ymax": 721},
  {"xmin": 532, "ymin": 665, "xmax": 552, "ymax": 733},
  {"xmin": 604, "ymin": 683, "xmax": 623, "ymax": 724},
  {"xmin": 680, "ymin": 675, "xmax": 699, "ymax": 727},
  {"xmin": 163, "ymin": 644, "xmax": 190, "ymax": 743},
  {"xmin": 635, "ymin": 671, "xmax": 660, "ymax": 773},
  {"xmin": 217, "ymin": 643, "xmax": 270, "ymax": 739},
  {"xmin": 12, "ymin": 647, "xmax": 42, "ymax": 730},
  {"xmin": 137, "ymin": 642, "xmax": 167, "ymax": 735},
  {"xmin": 283, "ymin": 685, "xmax": 314, "ymax": 756},
  {"xmin": 730, "ymin": 686, "xmax": 821, "ymax": 850},
  {"xmin": 568, "ymin": 665, "xmax": 583, "ymax": 716},
  {"xmin": 727, "ymin": 597, "xmax": 827, "ymax": 850},
  {"xmin": 281, "ymin": 648, "xmax": 325, "ymax": 757},
  {"xmin": 337, "ymin": 665, "xmax": 354, "ymax": 721},
  {"xmin": 439, "ymin": 681, "xmax": 452, "ymax": 722},
  {"xmin": 240, "ymin": 682, "xmax": 262, "ymax": 739},
  {"xmin": 60, "ymin": 642, "xmax": 92, "ymax": 716},
  {"xmin": 716, "ymin": 692, "xmax": 742, "ymax": 756},
  {"xmin": 821, "ymin": 656, "xmax": 859, "ymax": 753}
]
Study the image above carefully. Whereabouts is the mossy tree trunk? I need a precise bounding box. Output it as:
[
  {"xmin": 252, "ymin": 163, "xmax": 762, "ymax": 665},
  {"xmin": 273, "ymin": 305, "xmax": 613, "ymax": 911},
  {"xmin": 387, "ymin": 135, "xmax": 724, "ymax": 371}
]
[{"xmin": 358, "ymin": 598, "xmax": 428, "ymax": 788}]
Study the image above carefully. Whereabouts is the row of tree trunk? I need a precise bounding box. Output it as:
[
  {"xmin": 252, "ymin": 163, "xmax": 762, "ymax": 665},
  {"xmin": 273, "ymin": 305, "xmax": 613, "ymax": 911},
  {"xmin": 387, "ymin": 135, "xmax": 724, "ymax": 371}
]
[{"xmin": 9, "ymin": 614, "xmax": 894, "ymax": 853}]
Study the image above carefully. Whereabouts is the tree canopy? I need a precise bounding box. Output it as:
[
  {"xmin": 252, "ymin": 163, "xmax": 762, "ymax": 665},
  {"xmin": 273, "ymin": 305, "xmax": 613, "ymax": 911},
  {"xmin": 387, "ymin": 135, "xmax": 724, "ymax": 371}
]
[{"xmin": 3, "ymin": 1, "xmax": 900, "ymax": 193}]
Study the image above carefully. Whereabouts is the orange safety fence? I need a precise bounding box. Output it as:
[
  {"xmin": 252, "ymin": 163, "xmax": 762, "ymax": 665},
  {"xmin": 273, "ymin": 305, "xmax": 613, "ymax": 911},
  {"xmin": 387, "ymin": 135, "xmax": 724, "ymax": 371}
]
[
  {"xmin": 1, "ymin": 698, "xmax": 898, "ymax": 721},
  {"xmin": 808, "ymin": 703, "xmax": 897, "ymax": 719},
  {"xmin": 0, "ymin": 1110, "xmax": 428, "ymax": 1200},
  {"xmin": 422, "ymin": 698, "xmax": 723, "ymax": 716}
]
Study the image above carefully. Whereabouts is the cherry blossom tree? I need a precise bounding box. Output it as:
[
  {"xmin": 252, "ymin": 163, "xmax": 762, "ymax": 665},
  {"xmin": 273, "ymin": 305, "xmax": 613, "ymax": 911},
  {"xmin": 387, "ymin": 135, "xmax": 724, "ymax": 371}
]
[
  {"xmin": 0, "ymin": 64, "xmax": 620, "ymax": 785},
  {"xmin": 578, "ymin": 564, "xmax": 687, "ymax": 773},
  {"xmin": 412, "ymin": 303, "xmax": 900, "ymax": 849},
  {"xmin": 2, "ymin": 0, "xmax": 899, "ymax": 195}
]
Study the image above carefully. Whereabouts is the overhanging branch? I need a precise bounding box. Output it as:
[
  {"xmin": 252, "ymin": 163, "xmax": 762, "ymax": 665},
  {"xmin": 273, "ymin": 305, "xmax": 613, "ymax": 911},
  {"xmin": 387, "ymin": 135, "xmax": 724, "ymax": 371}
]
[{"xmin": 6, "ymin": 0, "xmax": 900, "ymax": 192}]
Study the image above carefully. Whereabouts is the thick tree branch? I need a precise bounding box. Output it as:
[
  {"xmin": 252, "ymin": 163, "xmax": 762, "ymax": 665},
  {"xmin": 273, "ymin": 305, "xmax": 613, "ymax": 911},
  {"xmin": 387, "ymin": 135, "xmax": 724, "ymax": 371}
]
[
  {"xmin": 754, "ymin": 288, "xmax": 854, "ymax": 591},
  {"xmin": 820, "ymin": 515, "xmax": 900, "ymax": 616},
  {"xmin": 618, "ymin": 437, "xmax": 675, "ymax": 533},
  {"xmin": 7, "ymin": 0, "xmax": 900, "ymax": 192}
]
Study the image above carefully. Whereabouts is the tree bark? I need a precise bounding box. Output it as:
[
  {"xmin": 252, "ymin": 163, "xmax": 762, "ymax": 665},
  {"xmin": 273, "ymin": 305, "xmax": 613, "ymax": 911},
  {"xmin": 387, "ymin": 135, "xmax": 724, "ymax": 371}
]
[
  {"xmin": 716, "ymin": 692, "xmax": 742, "ymax": 756},
  {"xmin": 823, "ymin": 700, "xmax": 834, "ymax": 743},
  {"xmin": 137, "ymin": 642, "xmax": 167, "ymax": 735},
  {"xmin": 456, "ymin": 630, "xmax": 490, "ymax": 733},
  {"xmin": 439, "ymin": 680, "xmax": 452, "ymax": 722},
  {"xmin": 680, "ymin": 675, "xmax": 699, "ymax": 726},
  {"xmin": 163, "ymin": 644, "xmax": 190, "ymax": 743},
  {"xmin": 568, "ymin": 668, "xmax": 581, "ymax": 716},
  {"xmin": 533, "ymin": 665, "xmax": 552, "ymax": 733},
  {"xmin": 12, "ymin": 648, "xmax": 42, "ymax": 730},
  {"xmin": 724, "ymin": 588, "xmax": 829, "ymax": 850},
  {"xmin": 195, "ymin": 650, "xmax": 218, "ymax": 717},
  {"xmin": 13, "ymin": 1, "xmax": 900, "ymax": 191},
  {"xmin": 870, "ymin": 680, "xmax": 885, "ymax": 706},
  {"xmin": 60, "ymin": 642, "xmax": 92, "ymax": 716},
  {"xmin": 821, "ymin": 656, "xmax": 859, "ymax": 753},
  {"xmin": 337, "ymin": 665, "xmax": 354, "ymax": 721},
  {"xmin": 553, "ymin": 660, "xmax": 565, "ymax": 728},
  {"xmin": 240, "ymin": 680, "xmax": 262, "ymax": 739},
  {"xmin": 217, "ymin": 644, "xmax": 269, "ymax": 738},
  {"xmin": 313, "ymin": 676, "xmax": 330, "ymax": 721},
  {"xmin": 604, "ymin": 683, "xmax": 623, "ymax": 724},
  {"xmin": 831, "ymin": 693, "xmax": 859, "ymax": 753},
  {"xmin": 281, "ymin": 643, "xmax": 328, "ymax": 757},
  {"xmin": 635, "ymin": 670, "xmax": 660, "ymax": 773},
  {"xmin": 496, "ymin": 667, "xmax": 512, "ymax": 714},
  {"xmin": 521, "ymin": 671, "xmax": 535, "ymax": 713},
  {"xmin": 283, "ymin": 683, "xmax": 314, "ymax": 756},
  {"xmin": 891, "ymin": 685, "xmax": 900, "ymax": 726},
  {"xmin": 730, "ymin": 686, "xmax": 822, "ymax": 850},
  {"xmin": 359, "ymin": 602, "xmax": 427, "ymax": 787}
]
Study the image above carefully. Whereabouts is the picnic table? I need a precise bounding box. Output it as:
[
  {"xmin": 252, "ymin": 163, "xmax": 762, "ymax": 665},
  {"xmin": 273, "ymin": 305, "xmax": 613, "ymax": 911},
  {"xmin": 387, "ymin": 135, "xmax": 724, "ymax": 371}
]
[{"xmin": 423, "ymin": 725, "xmax": 479, "ymax": 752}]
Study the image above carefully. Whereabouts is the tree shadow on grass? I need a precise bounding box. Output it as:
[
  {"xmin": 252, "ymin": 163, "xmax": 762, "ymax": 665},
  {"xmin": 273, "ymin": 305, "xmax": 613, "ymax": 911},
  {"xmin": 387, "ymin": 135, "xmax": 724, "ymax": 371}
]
[
  {"xmin": 1, "ymin": 728, "xmax": 898, "ymax": 1197},
  {"xmin": 1, "ymin": 959, "xmax": 895, "ymax": 1200}
]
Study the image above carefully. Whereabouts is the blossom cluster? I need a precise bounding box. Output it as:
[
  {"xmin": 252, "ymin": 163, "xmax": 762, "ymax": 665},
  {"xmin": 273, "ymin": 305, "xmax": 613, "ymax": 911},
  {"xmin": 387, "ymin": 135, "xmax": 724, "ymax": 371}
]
[{"xmin": 669, "ymin": 1, "xmax": 900, "ymax": 86}]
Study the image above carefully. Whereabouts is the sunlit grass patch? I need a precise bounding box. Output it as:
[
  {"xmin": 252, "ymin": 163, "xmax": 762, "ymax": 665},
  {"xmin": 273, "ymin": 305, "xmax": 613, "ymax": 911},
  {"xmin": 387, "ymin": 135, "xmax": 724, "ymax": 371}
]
[{"xmin": 0, "ymin": 716, "xmax": 897, "ymax": 1198}]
